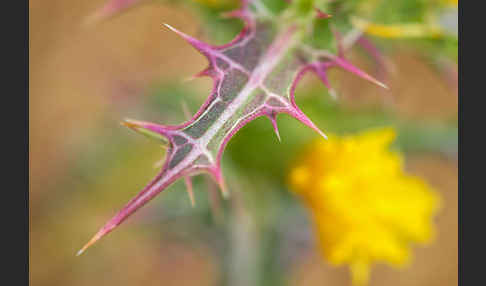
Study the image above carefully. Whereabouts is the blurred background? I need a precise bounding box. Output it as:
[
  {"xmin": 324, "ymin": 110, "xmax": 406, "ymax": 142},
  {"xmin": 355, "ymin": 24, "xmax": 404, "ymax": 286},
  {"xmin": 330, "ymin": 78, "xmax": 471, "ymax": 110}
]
[{"xmin": 29, "ymin": 0, "xmax": 457, "ymax": 285}]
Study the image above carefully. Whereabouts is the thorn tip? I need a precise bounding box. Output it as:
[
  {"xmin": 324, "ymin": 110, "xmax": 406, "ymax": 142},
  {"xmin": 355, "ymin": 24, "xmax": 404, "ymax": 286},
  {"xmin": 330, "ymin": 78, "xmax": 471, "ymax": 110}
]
[
  {"xmin": 220, "ymin": 182, "xmax": 230, "ymax": 199},
  {"xmin": 76, "ymin": 232, "xmax": 101, "ymax": 256},
  {"xmin": 162, "ymin": 23, "xmax": 173, "ymax": 30},
  {"xmin": 268, "ymin": 115, "xmax": 281, "ymax": 142},
  {"xmin": 184, "ymin": 177, "xmax": 196, "ymax": 207}
]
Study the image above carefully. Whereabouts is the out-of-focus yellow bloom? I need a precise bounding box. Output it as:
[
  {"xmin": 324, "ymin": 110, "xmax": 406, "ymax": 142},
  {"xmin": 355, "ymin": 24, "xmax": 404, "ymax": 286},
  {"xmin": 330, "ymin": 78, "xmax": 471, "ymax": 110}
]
[
  {"xmin": 352, "ymin": 0, "xmax": 458, "ymax": 39},
  {"xmin": 288, "ymin": 128, "xmax": 440, "ymax": 285},
  {"xmin": 351, "ymin": 17, "xmax": 443, "ymax": 39}
]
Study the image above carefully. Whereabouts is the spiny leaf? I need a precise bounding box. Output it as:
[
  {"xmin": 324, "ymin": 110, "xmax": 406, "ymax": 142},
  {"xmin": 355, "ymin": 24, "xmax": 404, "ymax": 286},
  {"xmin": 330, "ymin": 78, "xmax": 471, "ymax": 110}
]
[{"xmin": 78, "ymin": 0, "xmax": 386, "ymax": 255}]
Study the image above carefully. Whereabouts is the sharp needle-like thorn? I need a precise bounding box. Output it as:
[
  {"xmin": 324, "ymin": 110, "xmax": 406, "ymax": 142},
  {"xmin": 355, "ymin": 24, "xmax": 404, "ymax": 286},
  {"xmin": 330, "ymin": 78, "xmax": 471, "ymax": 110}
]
[
  {"xmin": 163, "ymin": 23, "xmax": 176, "ymax": 32},
  {"xmin": 121, "ymin": 119, "xmax": 169, "ymax": 146},
  {"xmin": 316, "ymin": 128, "xmax": 328, "ymax": 140},
  {"xmin": 291, "ymin": 108, "xmax": 328, "ymax": 140},
  {"xmin": 163, "ymin": 23, "xmax": 195, "ymax": 43},
  {"xmin": 76, "ymin": 231, "xmax": 102, "ymax": 256},
  {"xmin": 274, "ymin": 127, "xmax": 281, "ymax": 142},
  {"xmin": 219, "ymin": 180, "xmax": 229, "ymax": 199},
  {"xmin": 184, "ymin": 177, "xmax": 196, "ymax": 207},
  {"xmin": 333, "ymin": 58, "xmax": 389, "ymax": 90},
  {"xmin": 269, "ymin": 116, "xmax": 281, "ymax": 142}
]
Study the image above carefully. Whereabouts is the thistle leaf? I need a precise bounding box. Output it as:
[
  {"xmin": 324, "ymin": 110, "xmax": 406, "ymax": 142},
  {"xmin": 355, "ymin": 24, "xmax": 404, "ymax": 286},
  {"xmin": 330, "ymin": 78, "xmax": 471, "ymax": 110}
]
[{"xmin": 78, "ymin": 0, "xmax": 387, "ymax": 255}]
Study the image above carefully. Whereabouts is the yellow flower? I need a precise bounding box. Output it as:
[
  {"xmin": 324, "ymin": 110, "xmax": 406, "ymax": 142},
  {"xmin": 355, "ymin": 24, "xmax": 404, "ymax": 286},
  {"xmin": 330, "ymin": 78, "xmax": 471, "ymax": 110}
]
[
  {"xmin": 352, "ymin": 0, "xmax": 458, "ymax": 39},
  {"xmin": 351, "ymin": 17, "xmax": 444, "ymax": 39},
  {"xmin": 288, "ymin": 128, "xmax": 440, "ymax": 285}
]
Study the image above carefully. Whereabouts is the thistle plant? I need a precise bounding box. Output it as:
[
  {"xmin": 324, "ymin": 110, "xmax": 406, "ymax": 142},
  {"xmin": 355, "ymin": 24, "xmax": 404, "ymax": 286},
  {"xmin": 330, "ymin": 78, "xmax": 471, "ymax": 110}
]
[{"xmin": 78, "ymin": 0, "xmax": 457, "ymax": 255}]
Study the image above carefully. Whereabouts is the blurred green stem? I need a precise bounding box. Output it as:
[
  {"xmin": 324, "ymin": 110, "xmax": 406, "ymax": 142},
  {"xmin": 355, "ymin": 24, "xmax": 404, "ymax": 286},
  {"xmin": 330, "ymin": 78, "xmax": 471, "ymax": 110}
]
[{"xmin": 228, "ymin": 189, "xmax": 261, "ymax": 286}]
